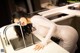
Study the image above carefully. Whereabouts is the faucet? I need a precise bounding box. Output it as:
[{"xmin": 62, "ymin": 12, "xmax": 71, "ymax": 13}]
[{"xmin": 3, "ymin": 22, "xmax": 27, "ymax": 47}]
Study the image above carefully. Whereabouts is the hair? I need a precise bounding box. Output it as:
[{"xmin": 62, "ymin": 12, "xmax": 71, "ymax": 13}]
[
  {"xmin": 12, "ymin": 11, "xmax": 33, "ymax": 40},
  {"xmin": 12, "ymin": 11, "xmax": 32, "ymax": 22}
]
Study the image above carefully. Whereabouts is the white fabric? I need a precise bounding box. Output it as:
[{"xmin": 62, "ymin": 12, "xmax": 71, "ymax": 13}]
[
  {"xmin": 31, "ymin": 15, "xmax": 57, "ymax": 45},
  {"xmin": 31, "ymin": 15, "xmax": 78, "ymax": 53}
]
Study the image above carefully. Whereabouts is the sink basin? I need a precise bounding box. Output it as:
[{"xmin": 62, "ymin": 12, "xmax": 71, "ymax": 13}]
[
  {"xmin": 10, "ymin": 34, "xmax": 40, "ymax": 50},
  {"xmin": 2, "ymin": 25, "xmax": 40, "ymax": 51},
  {"xmin": 46, "ymin": 12, "xmax": 68, "ymax": 20}
]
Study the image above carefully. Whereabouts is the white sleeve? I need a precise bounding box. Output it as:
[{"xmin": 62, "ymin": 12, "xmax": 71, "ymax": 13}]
[{"xmin": 31, "ymin": 15, "xmax": 57, "ymax": 45}]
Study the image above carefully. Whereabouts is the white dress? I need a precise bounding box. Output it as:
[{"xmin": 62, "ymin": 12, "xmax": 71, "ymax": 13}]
[{"xmin": 31, "ymin": 15, "xmax": 78, "ymax": 53}]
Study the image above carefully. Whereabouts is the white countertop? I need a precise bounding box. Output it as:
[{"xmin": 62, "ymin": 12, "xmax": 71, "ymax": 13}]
[
  {"xmin": 38, "ymin": 2, "xmax": 80, "ymax": 19},
  {"xmin": 0, "ymin": 25, "xmax": 69, "ymax": 53}
]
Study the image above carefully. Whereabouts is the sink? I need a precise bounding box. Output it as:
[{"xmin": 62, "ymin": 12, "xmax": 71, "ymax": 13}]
[
  {"xmin": 46, "ymin": 12, "xmax": 68, "ymax": 20},
  {"xmin": 2, "ymin": 24, "xmax": 40, "ymax": 51},
  {"xmin": 10, "ymin": 34, "xmax": 40, "ymax": 50}
]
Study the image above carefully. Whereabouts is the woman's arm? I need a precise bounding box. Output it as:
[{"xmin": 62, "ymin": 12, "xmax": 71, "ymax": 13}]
[{"xmin": 31, "ymin": 15, "xmax": 57, "ymax": 45}]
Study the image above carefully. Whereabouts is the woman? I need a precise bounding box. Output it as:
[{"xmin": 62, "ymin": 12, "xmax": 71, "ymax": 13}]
[
  {"xmin": 12, "ymin": 12, "xmax": 32, "ymax": 40},
  {"xmin": 12, "ymin": 11, "xmax": 78, "ymax": 53}
]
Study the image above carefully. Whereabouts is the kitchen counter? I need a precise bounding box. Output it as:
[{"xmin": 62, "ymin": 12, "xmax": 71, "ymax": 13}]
[
  {"xmin": 14, "ymin": 31, "xmax": 69, "ymax": 53},
  {"xmin": 0, "ymin": 25, "xmax": 69, "ymax": 53},
  {"xmin": 38, "ymin": 2, "xmax": 80, "ymax": 17}
]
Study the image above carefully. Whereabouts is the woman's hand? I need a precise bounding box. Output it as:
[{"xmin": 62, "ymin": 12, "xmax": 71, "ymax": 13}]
[{"xmin": 34, "ymin": 43, "xmax": 44, "ymax": 50}]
